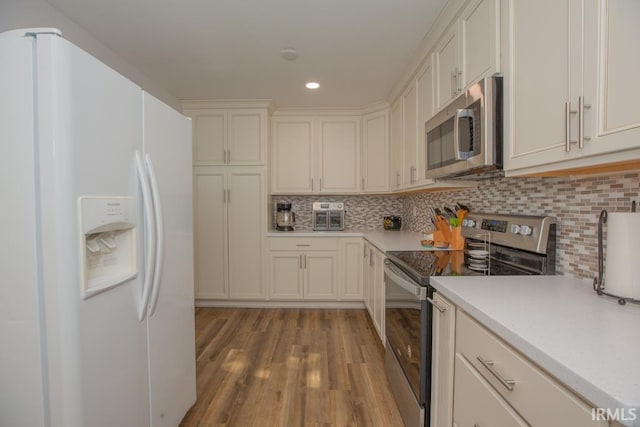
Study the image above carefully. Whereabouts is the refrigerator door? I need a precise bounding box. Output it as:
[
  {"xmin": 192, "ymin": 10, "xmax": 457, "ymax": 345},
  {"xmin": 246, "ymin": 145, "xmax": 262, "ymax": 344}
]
[
  {"xmin": 0, "ymin": 34, "xmax": 47, "ymax": 427},
  {"xmin": 34, "ymin": 34, "xmax": 150, "ymax": 427},
  {"xmin": 143, "ymin": 92, "xmax": 196, "ymax": 426}
]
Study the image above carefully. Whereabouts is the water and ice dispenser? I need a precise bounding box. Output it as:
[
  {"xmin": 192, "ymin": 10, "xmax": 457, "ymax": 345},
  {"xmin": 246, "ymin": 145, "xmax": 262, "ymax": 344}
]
[{"xmin": 78, "ymin": 196, "xmax": 137, "ymax": 299}]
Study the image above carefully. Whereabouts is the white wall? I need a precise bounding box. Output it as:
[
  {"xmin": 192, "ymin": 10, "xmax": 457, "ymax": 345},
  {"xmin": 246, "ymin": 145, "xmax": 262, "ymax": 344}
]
[{"xmin": 0, "ymin": 0, "xmax": 181, "ymax": 111}]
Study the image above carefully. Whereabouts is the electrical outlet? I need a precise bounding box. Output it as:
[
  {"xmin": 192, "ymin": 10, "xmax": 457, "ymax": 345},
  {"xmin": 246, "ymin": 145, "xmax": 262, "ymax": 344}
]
[{"xmin": 413, "ymin": 206, "xmax": 418, "ymax": 216}]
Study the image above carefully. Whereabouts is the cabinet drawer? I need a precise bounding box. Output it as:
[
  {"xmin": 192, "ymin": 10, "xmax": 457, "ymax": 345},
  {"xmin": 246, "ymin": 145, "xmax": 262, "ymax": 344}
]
[
  {"xmin": 456, "ymin": 310, "xmax": 606, "ymax": 427},
  {"xmin": 268, "ymin": 237, "xmax": 338, "ymax": 252},
  {"xmin": 453, "ymin": 353, "xmax": 528, "ymax": 427}
]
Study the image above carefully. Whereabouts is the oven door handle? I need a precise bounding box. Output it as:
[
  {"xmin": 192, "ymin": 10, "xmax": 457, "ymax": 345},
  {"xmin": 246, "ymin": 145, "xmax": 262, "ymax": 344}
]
[{"xmin": 384, "ymin": 261, "xmax": 427, "ymax": 300}]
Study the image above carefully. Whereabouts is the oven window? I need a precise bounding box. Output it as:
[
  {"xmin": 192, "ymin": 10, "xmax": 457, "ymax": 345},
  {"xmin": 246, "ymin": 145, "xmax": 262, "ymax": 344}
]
[
  {"xmin": 426, "ymin": 118, "xmax": 455, "ymax": 169},
  {"xmin": 385, "ymin": 279, "xmax": 425, "ymax": 401},
  {"xmin": 329, "ymin": 211, "xmax": 343, "ymax": 229},
  {"xmin": 314, "ymin": 211, "xmax": 329, "ymax": 228}
]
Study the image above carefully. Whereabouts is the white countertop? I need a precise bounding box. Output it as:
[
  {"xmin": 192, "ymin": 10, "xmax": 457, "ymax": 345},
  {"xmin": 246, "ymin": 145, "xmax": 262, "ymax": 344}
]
[
  {"xmin": 430, "ymin": 275, "xmax": 640, "ymax": 426},
  {"xmin": 266, "ymin": 228, "xmax": 428, "ymax": 252},
  {"xmin": 266, "ymin": 228, "xmax": 364, "ymax": 237}
]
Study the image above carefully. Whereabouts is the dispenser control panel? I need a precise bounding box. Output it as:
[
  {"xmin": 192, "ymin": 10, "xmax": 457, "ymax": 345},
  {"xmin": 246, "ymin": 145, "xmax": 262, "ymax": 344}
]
[{"xmin": 78, "ymin": 196, "xmax": 137, "ymax": 299}]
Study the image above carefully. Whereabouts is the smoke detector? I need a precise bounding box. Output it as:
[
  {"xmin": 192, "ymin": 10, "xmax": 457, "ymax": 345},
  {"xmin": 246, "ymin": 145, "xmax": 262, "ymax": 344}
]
[{"xmin": 280, "ymin": 48, "xmax": 298, "ymax": 61}]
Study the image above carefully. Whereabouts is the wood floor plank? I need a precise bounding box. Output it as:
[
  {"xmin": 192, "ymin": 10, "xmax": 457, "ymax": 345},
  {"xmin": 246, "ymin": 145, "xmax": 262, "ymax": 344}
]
[{"xmin": 180, "ymin": 308, "xmax": 404, "ymax": 427}]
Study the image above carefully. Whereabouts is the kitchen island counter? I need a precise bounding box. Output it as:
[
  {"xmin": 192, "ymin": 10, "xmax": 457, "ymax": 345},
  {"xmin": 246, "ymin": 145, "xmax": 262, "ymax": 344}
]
[{"xmin": 430, "ymin": 275, "xmax": 640, "ymax": 426}]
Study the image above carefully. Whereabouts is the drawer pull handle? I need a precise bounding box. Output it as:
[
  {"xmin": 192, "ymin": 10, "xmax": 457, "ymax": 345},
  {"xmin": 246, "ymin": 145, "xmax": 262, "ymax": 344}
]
[
  {"xmin": 477, "ymin": 356, "xmax": 516, "ymax": 391},
  {"xmin": 426, "ymin": 297, "xmax": 446, "ymax": 313},
  {"xmin": 295, "ymin": 244, "xmax": 311, "ymax": 247}
]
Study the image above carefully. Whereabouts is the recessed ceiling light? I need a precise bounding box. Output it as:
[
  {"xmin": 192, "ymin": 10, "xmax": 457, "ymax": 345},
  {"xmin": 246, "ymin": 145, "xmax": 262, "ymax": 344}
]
[{"xmin": 305, "ymin": 82, "xmax": 320, "ymax": 89}]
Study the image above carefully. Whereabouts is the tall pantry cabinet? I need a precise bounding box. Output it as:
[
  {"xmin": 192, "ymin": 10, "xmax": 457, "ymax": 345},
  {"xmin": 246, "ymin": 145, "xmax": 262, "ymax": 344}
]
[{"xmin": 183, "ymin": 101, "xmax": 270, "ymax": 302}]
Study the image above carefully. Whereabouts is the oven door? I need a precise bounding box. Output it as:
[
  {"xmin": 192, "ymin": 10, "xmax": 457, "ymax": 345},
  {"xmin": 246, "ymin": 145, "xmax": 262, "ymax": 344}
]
[
  {"xmin": 312, "ymin": 210, "xmax": 329, "ymax": 230},
  {"xmin": 328, "ymin": 210, "xmax": 344, "ymax": 230},
  {"xmin": 384, "ymin": 260, "xmax": 432, "ymax": 427}
]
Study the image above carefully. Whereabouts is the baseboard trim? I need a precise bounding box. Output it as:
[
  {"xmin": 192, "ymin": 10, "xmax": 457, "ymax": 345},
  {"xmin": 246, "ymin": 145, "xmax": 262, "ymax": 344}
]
[{"xmin": 195, "ymin": 299, "xmax": 366, "ymax": 309}]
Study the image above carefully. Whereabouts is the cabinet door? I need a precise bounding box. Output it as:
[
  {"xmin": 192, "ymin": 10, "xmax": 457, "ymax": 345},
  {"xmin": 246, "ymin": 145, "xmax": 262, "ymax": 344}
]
[
  {"xmin": 362, "ymin": 110, "xmax": 389, "ymax": 193},
  {"xmin": 435, "ymin": 26, "xmax": 459, "ymax": 109},
  {"xmin": 390, "ymin": 99, "xmax": 404, "ymax": 190},
  {"xmin": 430, "ymin": 294, "xmax": 455, "ymax": 427},
  {"xmin": 304, "ymin": 251, "xmax": 338, "ymax": 300},
  {"xmin": 338, "ymin": 238, "xmax": 364, "ymax": 300},
  {"xmin": 363, "ymin": 243, "xmax": 373, "ymax": 316},
  {"xmin": 227, "ymin": 168, "xmax": 265, "ymax": 299},
  {"xmin": 460, "ymin": 0, "xmax": 499, "ymax": 88},
  {"xmin": 402, "ymin": 83, "xmax": 418, "ymax": 187},
  {"xmin": 190, "ymin": 111, "xmax": 226, "ymax": 165},
  {"xmin": 416, "ymin": 58, "xmax": 436, "ymax": 187},
  {"xmin": 193, "ymin": 169, "xmax": 228, "ymax": 298},
  {"xmin": 453, "ymin": 354, "xmax": 528, "ymax": 427},
  {"xmin": 586, "ymin": 0, "xmax": 640, "ymax": 156},
  {"xmin": 502, "ymin": 0, "xmax": 576, "ymax": 171},
  {"xmin": 372, "ymin": 247, "xmax": 386, "ymax": 343},
  {"xmin": 268, "ymin": 252, "xmax": 304, "ymax": 299},
  {"xmin": 318, "ymin": 117, "xmax": 361, "ymax": 193},
  {"xmin": 228, "ymin": 109, "xmax": 265, "ymax": 165},
  {"xmin": 271, "ymin": 118, "xmax": 314, "ymax": 193}
]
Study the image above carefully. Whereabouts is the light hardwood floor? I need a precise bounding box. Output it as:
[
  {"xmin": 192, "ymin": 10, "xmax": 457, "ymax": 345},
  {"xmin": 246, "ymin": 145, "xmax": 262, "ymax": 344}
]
[{"xmin": 180, "ymin": 308, "xmax": 404, "ymax": 427}]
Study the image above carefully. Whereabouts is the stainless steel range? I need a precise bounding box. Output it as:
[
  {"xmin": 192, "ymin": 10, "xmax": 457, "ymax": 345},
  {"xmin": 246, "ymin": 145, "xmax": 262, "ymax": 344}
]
[{"xmin": 384, "ymin": 212, "xmax": 557, "ymax": 427}]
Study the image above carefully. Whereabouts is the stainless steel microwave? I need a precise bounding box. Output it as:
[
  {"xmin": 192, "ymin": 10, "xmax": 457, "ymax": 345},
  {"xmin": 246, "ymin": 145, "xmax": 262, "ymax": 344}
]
[{"xmin": 425, "ymin": 75, "xmax": 502, "ymax": 179}]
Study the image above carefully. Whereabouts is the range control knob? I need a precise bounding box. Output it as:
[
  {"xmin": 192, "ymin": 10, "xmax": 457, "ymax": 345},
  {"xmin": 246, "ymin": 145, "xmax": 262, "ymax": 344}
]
[
  {"xmin": 520, "ymin": 225, "xmax": 533, "ymax": 236},
  {"xmin": 464, "ymin": 219, "xmax": 476, "ymax": 228},
  {"xmin": 510, "ymin": 224, "xmax": 521, "ymax": 234}
]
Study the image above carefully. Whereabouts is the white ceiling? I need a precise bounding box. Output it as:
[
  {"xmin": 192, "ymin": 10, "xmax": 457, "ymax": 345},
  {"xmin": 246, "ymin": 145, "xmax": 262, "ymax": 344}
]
[{"xmin": 45, "ymin": 0, "xmax": 448, "ymax": 108}]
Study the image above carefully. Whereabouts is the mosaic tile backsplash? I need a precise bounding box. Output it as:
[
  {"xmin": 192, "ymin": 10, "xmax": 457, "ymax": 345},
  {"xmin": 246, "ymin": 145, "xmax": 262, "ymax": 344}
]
[
  {"xmin": 272, "ymin": 171, "xmax": 639, "ymax": 281},
  {"xmin": 272, "ymin": 195, "xmax": 403, "ymax": 230},
  {"xmin": 401, "ymin": 172, "xmax": 640, "ymax": 280}
]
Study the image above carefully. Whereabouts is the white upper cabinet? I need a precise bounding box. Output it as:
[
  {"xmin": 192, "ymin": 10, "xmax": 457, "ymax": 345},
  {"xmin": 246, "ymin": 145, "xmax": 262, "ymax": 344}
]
[
  {"xmin": 318, "ymin": 117, "xmax": 361, "ymax": 193},
  {"xmin": 502, "ymin": 0, "xmax": 583, "ymax": 172},
  {"xmin": 583, "ymin": 1, "xmax": 640, "ymax": 161},
  {"xmin": 436, "ymin": 0, "xmax": 499, "ymax": 110},
  {"xmin": 415, "ymin": 56, "xmax": 436, "ymax": 188},
  {"xmin": 402, "ymin": 82, "xmax": 419, "ymax": 187},
  {"xmin": 362, "ymin": 109, "xmax": 390, "ymax": 193},
  {"xmin": 460, "ymin": 0, "xmax": 499, "ymax": 89},
  {"xmin": 182, "ymin": 102, "xmax": 268, "ymax": 166},
  {"xmin": 270, "ymin": 115, "xmax": 361, "ymax": 194},
  {"xmin": 270, "ymin": 117, "xmax": 314, "ymax": 193},
  {"xmin": 503, "ymin": 0, "xmax": 640, "ymax": 175},
  {"xmin": 435, "ymin": 26, "xmax": 460, "ymax": 109},
  {"xmin": 390, "ymin": 99, "xmax": 404, "ymax": 190}
]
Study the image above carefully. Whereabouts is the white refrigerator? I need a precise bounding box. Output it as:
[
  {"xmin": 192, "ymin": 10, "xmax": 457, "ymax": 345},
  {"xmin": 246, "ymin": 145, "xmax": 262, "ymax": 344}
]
[{"xmin": 0, "ymin": 29, "xmax": 196, "ymax": 427}]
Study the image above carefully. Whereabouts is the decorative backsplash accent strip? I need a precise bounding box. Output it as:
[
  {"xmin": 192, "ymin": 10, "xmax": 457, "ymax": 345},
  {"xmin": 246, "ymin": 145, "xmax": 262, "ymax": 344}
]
[{"xmin": 271, "ymin": 171, "xmax": 640, "ymax": 281}]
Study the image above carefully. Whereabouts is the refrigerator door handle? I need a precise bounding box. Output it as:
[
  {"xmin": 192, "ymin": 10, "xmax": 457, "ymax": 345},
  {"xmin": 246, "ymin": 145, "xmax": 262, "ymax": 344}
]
[
  {"xmin": 145, "ymin": 154, "xmax": 164, "ymax": 317},
  {"xmin": 135, "ymin": 151, "xmax": 156, "ymax": 321}
]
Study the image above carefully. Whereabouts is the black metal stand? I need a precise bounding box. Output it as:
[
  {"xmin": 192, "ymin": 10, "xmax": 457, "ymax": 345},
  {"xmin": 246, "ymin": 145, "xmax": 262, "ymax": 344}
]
[{"xmin": 593, "ymin": 209, "xmax": 639, "ymax": 305}]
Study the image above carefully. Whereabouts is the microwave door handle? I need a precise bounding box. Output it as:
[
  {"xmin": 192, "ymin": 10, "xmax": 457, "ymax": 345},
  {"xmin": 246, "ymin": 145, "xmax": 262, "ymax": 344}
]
[{"xmin": 454, "ymin": 108, "xmax": 474, "ymax": 161}]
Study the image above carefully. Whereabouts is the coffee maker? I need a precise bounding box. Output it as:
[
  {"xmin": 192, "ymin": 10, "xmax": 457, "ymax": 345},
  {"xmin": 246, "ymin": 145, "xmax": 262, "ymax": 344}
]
[{"xmin": 276, "ymin": 203, "xmax": 295, "ymax": 231}]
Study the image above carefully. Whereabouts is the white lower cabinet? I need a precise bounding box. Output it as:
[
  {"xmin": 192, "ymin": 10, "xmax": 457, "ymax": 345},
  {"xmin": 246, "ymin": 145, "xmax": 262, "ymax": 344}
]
[
  {"xmin": 430, "ymin": 293, "xmax": 455, "ymax": 427},
  {"xmin": 453, "ymin": 353, "xmax": 528, "ymax": 427},
  {"xmin": 452, "ymin": 310, "xmax": 608, "ymax": 427},
  {"xmin": 193, "ymin": 166, "xmax": 265, "ymax": 300},
  {"xmin": 267, "ymin": 237, "xmax": 344, "ymax": 300},
  {"xmin": 338, "ymin": 238, "xmax": 364, "ymax": 300},
  {"xmin": 363, "ymin": 241, "xmax": 385, "ymax": 344}
]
